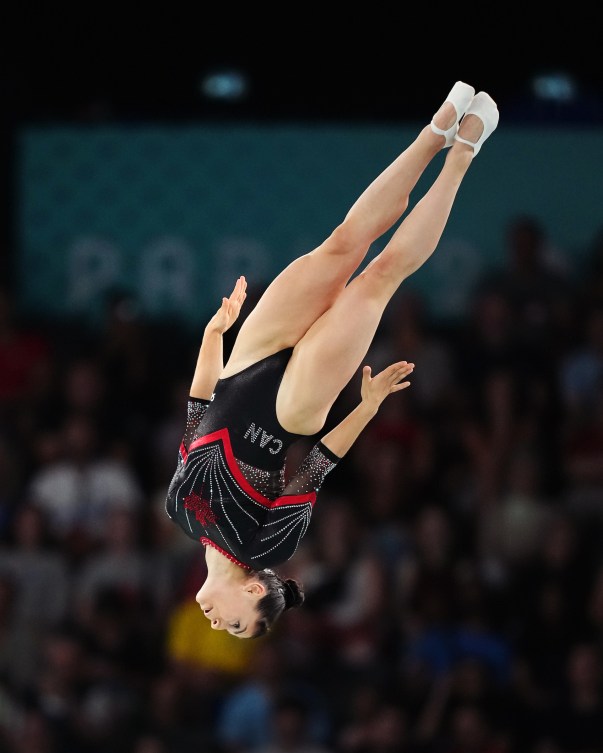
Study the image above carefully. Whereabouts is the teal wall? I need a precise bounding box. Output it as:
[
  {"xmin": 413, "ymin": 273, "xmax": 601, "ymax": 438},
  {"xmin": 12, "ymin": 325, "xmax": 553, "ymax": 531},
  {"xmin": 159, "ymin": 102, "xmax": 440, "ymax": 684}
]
[{"xmin": 17, "ymin": 124, "xmax": 603, "ymax": 327}]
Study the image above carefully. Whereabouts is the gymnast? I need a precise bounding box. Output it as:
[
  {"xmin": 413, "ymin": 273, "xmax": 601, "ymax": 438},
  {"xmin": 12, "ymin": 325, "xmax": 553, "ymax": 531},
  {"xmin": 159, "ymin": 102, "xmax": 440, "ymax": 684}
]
[{"xmin": 166, "ymin": 81, "xmax": 499, "ymax": 638}]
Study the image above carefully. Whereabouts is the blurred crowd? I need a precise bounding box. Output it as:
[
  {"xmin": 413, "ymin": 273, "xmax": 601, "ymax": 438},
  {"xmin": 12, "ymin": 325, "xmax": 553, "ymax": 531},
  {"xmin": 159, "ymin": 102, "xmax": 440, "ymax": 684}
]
[{"xmin": 1, "ymin": 214, "xmax": 603, "ymax": 753}]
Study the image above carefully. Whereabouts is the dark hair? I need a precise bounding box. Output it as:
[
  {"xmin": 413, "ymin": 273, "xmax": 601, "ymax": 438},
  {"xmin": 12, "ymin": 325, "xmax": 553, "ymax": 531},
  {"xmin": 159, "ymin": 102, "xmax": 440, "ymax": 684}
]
[{"xmin": 250, "ymin": 569, "xmax": 305, "ymax": 638}]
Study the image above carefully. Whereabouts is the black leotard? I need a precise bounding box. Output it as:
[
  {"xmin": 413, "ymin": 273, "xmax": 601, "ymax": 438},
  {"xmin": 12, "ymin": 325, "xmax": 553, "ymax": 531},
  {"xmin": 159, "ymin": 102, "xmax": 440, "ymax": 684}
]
[
  {"xmin": 199, "ymin": 348, "xmax": 302, "ymax": 471},
  {"xmin": 165, "ymin": 348, "xmax": 340, "ymax": 570}
]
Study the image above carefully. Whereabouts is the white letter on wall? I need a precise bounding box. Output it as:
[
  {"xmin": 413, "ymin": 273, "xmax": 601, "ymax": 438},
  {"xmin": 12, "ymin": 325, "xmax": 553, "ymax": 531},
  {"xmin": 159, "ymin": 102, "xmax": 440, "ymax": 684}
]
[{"xmin": 139, "ymin": 236, "xmax": 195, "ymax": 315}]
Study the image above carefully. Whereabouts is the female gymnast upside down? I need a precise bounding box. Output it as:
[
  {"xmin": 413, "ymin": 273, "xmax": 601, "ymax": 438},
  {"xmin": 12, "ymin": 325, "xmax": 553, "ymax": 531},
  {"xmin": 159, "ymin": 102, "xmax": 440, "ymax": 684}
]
[{"xmin": 166, "ymin": 82, "xmax": 499, "ymax": 638}]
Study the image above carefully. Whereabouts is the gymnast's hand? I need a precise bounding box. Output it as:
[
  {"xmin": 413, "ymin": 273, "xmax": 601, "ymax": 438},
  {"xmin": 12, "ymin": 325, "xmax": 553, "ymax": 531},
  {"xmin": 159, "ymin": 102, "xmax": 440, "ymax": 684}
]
[
  {"xmin": 206, "ymin": 276, "xmax": 248, "ymax": 335},
  {"xmin": 360, "ymin": 360, "xmax": 414, "ymax": 412}
]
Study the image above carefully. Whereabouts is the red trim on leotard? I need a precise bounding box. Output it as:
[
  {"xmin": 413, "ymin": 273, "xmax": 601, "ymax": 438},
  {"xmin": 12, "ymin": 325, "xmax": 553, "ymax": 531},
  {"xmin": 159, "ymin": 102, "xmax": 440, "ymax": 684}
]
[
  {"xmin": 269, "ymin": 493, "xmax": 316, "ymax": 507},
  {"xmin": 188, "ymin": 428, "xmax": 317, "ymax": 509},
  {"xmin": 179, "ymin": 441, "xmax": 188, "ymax": 462},
  {"xmin": 200, "ymin": 537, "xmax": 252, "ymax": 570}
]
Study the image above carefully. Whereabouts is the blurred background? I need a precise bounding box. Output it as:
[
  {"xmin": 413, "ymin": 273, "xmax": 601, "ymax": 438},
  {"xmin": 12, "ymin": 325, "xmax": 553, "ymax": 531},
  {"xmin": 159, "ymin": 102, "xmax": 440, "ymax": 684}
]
[{"xmin": 1, "ymin": 10, "xmax": 603, "ymax": 753}]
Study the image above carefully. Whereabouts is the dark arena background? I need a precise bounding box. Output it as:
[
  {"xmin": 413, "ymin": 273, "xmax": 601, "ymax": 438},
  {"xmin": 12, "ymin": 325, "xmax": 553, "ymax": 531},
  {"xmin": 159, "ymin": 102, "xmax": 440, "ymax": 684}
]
[{"xmin": 1, "ymin": 10, "xmax": 603, "ymax": 753}]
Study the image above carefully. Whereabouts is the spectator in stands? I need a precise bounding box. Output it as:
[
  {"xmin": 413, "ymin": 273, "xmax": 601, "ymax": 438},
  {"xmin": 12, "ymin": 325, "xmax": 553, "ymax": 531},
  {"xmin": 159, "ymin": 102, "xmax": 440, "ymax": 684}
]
[
  {"xmin": 26, "ymin": 412, "xmax": 143, "ymax": 548},
  {"xmin": 0, "ymin": 504, "xmax": 70, "ymax": 689}
]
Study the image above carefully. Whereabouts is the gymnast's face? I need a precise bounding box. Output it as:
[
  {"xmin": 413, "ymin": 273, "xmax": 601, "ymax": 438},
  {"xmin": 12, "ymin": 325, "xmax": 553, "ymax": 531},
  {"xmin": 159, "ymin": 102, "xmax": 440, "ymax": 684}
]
[{"xmin": 195, "ymin": 578, "xmax": 265, "ymax": 639}]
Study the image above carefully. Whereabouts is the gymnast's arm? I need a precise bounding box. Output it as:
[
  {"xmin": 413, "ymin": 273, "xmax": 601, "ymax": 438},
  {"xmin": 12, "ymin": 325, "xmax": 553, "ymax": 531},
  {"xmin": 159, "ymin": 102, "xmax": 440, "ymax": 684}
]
[
  {"xmin": 320, "ymin": 360, "xmax": 414, "ymax": 458},
  {"xmin": 281, "ymin": 361, "xmax": 414, "ymax": 497},
  {"xmin": 189, "ymin": 276, "xmax": 247, "ymax": 399}
]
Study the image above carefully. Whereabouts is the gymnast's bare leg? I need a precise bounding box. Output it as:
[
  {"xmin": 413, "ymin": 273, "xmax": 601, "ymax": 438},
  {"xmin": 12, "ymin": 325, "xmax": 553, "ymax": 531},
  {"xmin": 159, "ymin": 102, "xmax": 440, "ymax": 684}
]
[
  {"xmin": 221, "ymin": 85, "xmax": 498, "ymax": 435},
  {"xmin": 222, "ymin": 83, "xmax": 476, "ymax": 379}
]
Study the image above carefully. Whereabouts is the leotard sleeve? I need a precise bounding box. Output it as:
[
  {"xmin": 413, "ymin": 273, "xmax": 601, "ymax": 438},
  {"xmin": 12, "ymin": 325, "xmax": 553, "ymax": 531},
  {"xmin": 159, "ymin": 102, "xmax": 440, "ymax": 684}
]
[
  {"xmin": 167, "ymin": 397, "xmax": 211, "ymax": 518},
  {"xmin": 178, "ymin": 397, "xmax": 210, "ymax": 468},
  {"xmin": 281, "ymin": 441, "xmax": 340, "ymax": 497},
  {"xmin": 242, "ymin": 442, "xmax": 341, "ymax": 567}
]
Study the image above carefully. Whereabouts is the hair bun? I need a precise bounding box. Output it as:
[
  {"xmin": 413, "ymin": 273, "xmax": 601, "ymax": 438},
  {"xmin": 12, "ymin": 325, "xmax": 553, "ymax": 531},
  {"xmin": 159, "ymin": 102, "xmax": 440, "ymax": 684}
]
[{"xmin": 283, "ymin": 578, "xmax": 305, "ymax": 610}]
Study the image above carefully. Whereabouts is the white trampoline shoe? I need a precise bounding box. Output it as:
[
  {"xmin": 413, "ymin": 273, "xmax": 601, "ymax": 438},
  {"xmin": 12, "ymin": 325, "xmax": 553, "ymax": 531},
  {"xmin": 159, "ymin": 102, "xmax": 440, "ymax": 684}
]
[
  {"xmin": 454, "ymin": 91, "xmax": 499, "ymax": 156},
  {"xmin": 430, "ymin": 81, "xmax": 476, "ymax": 147}
]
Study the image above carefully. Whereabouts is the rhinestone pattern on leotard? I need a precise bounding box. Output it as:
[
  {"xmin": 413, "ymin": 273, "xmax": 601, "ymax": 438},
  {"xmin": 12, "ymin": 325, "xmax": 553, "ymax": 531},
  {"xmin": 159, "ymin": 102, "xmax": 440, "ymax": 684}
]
[{"xmin": 165, "ymin": 399, "xmax": 339, "ymax": 569}]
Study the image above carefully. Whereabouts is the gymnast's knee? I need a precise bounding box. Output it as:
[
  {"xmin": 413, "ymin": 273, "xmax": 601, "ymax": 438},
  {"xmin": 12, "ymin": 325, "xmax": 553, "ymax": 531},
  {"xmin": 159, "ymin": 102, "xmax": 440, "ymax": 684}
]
[
  {"xmin": 315, "ymin": 221, "xmax": 371, "ymax": 260},
  {"xmin": 278, "ymin": 402, "xmax": 328, "ymax": 437}
]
